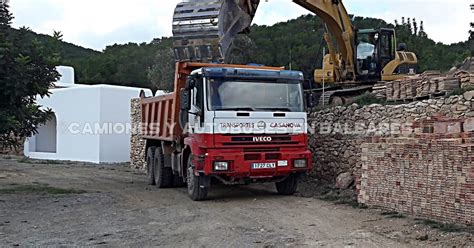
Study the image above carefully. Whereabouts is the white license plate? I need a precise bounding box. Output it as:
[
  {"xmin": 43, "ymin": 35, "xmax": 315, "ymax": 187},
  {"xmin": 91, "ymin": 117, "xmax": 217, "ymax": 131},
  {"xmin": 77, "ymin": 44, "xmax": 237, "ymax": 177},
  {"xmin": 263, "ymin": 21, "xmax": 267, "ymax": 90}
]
[{"xmin": 252, "ymin": 163, "xmax": 276, "ymax": 169}]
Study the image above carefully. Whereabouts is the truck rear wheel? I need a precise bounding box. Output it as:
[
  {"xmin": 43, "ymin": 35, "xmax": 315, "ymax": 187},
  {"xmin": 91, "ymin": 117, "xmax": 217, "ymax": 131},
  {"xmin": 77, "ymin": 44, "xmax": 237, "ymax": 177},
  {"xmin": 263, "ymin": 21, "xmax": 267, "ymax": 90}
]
[
  {"xmin": 154, "ymin": 147, "xmax": 174, "ymax": 188},
  {"xmin": 146, "ymin": 147, "xmax": 156, "ymax": 185},
  {"xmin": 186, "ymin": 156, "xmax": 208, "ymax": 201},
  {"xmin": 276, "ymin": 174, "xmax": 299, "ymax": 195}
]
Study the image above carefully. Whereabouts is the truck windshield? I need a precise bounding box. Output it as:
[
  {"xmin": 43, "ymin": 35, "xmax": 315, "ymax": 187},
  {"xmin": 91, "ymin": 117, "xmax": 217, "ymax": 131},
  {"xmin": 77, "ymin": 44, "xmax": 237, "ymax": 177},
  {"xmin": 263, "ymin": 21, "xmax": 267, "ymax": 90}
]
[{"xmin": 207, "ymin": 79, "xmax": 304, "ymax": 112}]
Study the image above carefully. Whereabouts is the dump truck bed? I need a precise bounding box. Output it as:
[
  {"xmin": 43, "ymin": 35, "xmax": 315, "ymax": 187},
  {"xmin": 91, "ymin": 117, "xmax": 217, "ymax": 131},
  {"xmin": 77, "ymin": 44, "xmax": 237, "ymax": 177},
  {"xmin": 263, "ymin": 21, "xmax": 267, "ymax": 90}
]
[{"xmin": 141, "ymin": 62, "xmax": 283, "ymax": 142}]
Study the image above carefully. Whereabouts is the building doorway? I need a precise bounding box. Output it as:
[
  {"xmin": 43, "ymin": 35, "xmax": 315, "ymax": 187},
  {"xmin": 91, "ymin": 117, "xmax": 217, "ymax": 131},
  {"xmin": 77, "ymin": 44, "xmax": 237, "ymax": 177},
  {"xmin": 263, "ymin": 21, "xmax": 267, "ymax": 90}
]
[{"xmin": 32, "ymin": 114, "xmax": 57, "ymax": 153}]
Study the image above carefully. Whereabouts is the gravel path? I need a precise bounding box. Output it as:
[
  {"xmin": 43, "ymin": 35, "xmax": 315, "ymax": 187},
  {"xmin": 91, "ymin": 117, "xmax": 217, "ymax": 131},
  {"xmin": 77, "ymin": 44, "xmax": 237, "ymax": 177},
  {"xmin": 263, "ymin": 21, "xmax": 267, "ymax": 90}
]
[{"xmin": 0, "ymin": 158, "xmax": 472, "ymax": 247}]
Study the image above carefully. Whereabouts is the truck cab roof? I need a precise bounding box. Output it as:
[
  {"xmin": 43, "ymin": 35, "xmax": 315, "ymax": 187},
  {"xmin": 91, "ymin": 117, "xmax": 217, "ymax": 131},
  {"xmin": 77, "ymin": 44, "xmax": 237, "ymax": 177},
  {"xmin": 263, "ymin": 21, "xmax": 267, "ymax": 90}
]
[{"xmin": 191, "ymin": 66, "xmax": 304, "ymax": 82}]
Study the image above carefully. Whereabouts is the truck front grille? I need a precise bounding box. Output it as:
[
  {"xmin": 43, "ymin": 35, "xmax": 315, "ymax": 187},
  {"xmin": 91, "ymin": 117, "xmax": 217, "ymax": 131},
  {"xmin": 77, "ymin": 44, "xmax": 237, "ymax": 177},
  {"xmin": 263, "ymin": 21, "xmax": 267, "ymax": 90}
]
[
  {"xmin": 230, "ymin": 136, "xmax": 292, "ymax": 142},
  {"xmin": 219, "ymin": 134, "xmax": 303, "ymax": 147},
  {"xmin": 222, "ymin": 141, "xmax": 299, "ymax": 146}
]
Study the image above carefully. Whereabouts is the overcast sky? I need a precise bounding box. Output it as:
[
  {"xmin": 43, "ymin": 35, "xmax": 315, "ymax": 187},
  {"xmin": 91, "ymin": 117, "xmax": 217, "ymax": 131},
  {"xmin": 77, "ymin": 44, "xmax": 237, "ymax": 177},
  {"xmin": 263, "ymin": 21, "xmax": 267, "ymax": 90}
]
[{"xmin": 9, "ymin": 0, "xmax": 473, "ymax": 51}]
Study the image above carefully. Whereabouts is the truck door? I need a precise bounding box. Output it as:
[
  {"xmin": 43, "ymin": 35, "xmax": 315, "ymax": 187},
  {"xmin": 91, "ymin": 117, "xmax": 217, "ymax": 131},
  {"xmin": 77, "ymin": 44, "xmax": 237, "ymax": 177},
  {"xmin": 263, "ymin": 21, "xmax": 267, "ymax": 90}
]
[
  {"xmin": 189, "ymin": 79, "xmax": 204, "ymax": 133},
  {"xmin": 378, "ymin": 30, "xmax": 395, "ymax": 72}
]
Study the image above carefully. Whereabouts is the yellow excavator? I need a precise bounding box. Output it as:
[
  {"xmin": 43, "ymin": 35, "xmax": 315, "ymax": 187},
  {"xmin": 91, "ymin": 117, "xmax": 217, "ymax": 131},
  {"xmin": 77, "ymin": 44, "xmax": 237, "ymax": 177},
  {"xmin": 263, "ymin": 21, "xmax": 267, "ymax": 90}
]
[{"xmin": 172, "ymin": 0, "xmax": 418, "ymax": 105}]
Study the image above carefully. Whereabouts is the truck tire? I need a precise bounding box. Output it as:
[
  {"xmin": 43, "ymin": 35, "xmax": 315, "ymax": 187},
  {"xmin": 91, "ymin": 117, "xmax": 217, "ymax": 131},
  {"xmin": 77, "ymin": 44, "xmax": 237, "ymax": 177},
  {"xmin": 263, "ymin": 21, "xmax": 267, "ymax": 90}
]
[
  {"xmin": 146, "ymin": 147, "xmax": 156, "ymax": 185},
  {"xmin": 154, "ymin": 147, "xmax": 174, "ymax": 188},
  {"xmin": 276, "ymin": 174, "xmax": 298, "ymax": 195},
  {"xmin": 186, "ymin": 156, "xmax": 208, "ymax": 201}
]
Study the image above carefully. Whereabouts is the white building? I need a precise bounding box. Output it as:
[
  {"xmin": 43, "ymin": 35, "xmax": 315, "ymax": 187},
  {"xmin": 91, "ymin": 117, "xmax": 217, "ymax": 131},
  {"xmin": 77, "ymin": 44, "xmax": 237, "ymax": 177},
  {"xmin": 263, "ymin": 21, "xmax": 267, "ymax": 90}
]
[{"xmin": 24, "ymin": 66, "xmax": 153, "ymax": 163}]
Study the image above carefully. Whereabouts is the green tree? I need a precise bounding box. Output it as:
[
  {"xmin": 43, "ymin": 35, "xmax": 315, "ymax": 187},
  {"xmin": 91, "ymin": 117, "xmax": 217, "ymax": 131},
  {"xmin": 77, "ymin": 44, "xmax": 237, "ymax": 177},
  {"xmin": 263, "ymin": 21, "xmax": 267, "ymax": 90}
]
[
  {"xmin": 470, "ymin": 4, "xmax": 473, "ymax": 56},
  {"xmin": 470, "ymin": 22, "xmax": 473, "ymax": 56},
  {"xmin": 224, "ymin": 34, "xmax": 258, "ymax": 64},
  {"xmin": 17, "ymin": 14, "xmax": 469, "ymax": 87},
  {"xmin": 0, "ymin": 2, "xmax": 59, "ymax": 149},
  {"xmin": 147, "ymin": 47, "xmax": 175, "ymax": 92}
]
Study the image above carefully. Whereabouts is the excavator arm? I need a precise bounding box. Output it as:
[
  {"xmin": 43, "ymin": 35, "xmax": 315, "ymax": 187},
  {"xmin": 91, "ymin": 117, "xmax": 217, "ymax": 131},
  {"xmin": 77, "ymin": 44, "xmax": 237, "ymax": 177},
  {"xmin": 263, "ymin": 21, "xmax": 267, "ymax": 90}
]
[{"xmin": 293, "ymin": 0, "xmax": 356, "ymax": 81}]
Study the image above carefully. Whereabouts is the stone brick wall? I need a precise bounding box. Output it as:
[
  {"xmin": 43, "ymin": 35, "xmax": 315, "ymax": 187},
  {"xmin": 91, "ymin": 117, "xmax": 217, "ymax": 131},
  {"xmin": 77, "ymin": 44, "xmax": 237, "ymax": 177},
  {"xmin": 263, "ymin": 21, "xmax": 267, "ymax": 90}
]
[
  {"xmin": 372, "ymin": 68, "xmax": 473, "ymax": 101},
  {"xmin": 309, "ymin": 93, "xmax": 474, "ymax": 184},
  {"xmin": 359, "ymin": 120, "xmax": 474, "ymax": 224},
  {"xmin": 130, "ymin": 98, "xmax": 146, "ymax": 171}
]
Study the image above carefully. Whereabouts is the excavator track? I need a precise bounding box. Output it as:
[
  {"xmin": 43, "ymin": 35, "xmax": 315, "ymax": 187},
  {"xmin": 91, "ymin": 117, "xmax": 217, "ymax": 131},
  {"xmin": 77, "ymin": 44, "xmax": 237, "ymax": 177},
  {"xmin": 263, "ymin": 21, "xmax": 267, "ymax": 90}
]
[{"xmin": 311, "ymin": 85, "xmax": 375, "ymax": 106}]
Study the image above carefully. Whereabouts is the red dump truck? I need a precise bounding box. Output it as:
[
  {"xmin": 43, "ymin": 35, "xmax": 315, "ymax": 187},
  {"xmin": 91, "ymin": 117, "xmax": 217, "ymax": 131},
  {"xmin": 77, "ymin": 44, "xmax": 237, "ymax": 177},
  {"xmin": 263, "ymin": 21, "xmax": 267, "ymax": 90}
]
[{"xmin": 140, "ymin": 62, "xmax": 313, "ymax": 200}]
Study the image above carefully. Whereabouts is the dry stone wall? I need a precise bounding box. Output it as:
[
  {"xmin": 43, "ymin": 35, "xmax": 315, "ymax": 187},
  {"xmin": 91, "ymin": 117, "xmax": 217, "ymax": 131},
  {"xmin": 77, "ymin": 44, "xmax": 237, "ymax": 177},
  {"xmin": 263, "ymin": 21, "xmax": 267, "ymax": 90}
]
[
  {"xmin": 308, "ymin": 93, "xmax": 474, "ymax": 183},
  {"xmin": 372, "ymin": 68, "xmax": 473, "ymax": 101},
  {"xmin": 130, "ymin": 98, "xmax": 146, "ymax": 171},
  {"xmin": 309, "ymin": 92, "xmax": 474, "ymax": 224}
]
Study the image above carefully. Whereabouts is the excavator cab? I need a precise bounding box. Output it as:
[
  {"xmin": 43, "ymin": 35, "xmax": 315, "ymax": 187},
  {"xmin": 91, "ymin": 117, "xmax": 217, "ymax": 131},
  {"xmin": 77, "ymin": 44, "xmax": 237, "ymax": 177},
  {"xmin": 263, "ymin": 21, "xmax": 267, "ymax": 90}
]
[
  {"xmin": 355, "ymin": 28, "xmax": 418, "ymax": 82},
  {"xmin": 355, "ymin": 28, "xmax": 396, "ymax": 81}
]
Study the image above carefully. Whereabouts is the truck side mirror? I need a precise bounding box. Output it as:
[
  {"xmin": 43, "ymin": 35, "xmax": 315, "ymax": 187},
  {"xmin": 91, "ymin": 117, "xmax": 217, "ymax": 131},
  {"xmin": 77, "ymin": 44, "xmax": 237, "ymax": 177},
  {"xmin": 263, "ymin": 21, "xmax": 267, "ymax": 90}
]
[
  {"xmin": 180, "ymin": 89, "xmax": 191, "ymax": 111},
  {"xmin": 185, "ymin": 78, "xmax": 196, "ymax": 90},
  {"xmin": 179, "ymin": 89, "xmax": 191, "ymax": 130}
]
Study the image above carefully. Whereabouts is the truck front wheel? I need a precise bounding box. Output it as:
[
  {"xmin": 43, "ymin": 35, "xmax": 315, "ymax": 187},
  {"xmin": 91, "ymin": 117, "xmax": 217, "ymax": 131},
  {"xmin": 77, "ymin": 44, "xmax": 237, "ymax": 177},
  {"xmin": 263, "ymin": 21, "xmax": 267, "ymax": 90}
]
[
  {"xmin": 186, "ymin": 156, "xmax": 208, "ymax": 201},
  {"xmin": 276, "ymin": 174, "xmax": 299, "ymax": 195},
  {"xmin": 146, "ymin": 147, "xmax": 156, "ymax": 185},
  {"xmin": 154, "ymin": 147, "xmax": 174, "ymax": 188}
]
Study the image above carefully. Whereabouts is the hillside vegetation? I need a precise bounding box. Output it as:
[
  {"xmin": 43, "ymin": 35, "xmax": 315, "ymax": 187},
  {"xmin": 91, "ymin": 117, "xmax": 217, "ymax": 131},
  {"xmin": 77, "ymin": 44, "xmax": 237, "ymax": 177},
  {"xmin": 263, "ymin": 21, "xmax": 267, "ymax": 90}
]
[
  {"xmin": 17, "ymin": 15, "xmax": 471, "ymax": 91},
  {"xmin": 246, "ymin": 15, "xmax": 469, "ymax": 78}
]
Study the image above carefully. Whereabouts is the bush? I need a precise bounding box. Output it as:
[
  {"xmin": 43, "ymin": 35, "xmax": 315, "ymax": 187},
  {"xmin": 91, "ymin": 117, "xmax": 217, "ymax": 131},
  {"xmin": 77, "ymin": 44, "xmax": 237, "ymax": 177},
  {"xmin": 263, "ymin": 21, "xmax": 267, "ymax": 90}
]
[
  {"xmin": 0, "ymin": 3, "xmax": 59, "ymax": 149},
  {"xmin": 353, "ymin": 92, "xmax": 385, "ymax": 106}
]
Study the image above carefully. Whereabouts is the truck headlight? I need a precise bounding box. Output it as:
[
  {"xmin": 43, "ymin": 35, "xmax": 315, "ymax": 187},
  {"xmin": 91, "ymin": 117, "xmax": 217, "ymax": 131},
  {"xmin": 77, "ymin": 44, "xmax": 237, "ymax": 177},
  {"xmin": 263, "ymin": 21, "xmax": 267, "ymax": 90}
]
[
  {"xmin": 214, "ymin": 161, "xmax": 229, "ymax": 171},
  {"xmin": 293, "ymin": 159, "xmax": 307, "ymax": 168}
]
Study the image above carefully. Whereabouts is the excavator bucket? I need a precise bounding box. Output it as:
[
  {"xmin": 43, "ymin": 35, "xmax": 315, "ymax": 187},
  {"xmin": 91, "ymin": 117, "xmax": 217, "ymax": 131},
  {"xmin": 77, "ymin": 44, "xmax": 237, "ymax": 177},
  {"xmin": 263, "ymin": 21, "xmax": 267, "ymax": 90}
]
[{"xmin": 172, "ymin": 0, "xmax": 260, "ymax": 63}]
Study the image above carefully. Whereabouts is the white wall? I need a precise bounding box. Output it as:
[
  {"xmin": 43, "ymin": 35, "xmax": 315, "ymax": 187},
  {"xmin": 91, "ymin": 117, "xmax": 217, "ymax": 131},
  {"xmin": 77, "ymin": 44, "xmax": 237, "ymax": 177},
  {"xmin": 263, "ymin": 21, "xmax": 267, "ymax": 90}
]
[
  {"xmin": 55, "ymin": 66, "xmax": 75, "ymax": 88},
  {"xmin": 24, "ymin": 85, "xmax": 153, "ymax": 164},
  {"xmin": 25, "ymin": 86, "xmax": 102, "ymax": 163},
  {"xmin": 98, "ymin": 85, "xmax": 145, "ymax": 163}
]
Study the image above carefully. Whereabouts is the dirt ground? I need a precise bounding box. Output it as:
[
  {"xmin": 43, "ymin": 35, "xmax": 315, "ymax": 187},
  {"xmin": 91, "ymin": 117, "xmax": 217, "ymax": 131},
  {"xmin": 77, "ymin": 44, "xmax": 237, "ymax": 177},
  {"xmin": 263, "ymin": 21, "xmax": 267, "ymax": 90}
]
[{"xmin": 0, "ymin": 157, "xmax": 472, "ymax": 247}]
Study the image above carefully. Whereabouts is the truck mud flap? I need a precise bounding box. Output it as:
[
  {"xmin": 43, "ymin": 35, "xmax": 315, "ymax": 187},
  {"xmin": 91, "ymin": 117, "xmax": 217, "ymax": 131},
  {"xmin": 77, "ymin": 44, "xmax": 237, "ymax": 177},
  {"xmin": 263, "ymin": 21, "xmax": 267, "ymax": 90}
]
[{"xmin": 199, "ymin": 174, "xmax": 211, "ymax": 188}]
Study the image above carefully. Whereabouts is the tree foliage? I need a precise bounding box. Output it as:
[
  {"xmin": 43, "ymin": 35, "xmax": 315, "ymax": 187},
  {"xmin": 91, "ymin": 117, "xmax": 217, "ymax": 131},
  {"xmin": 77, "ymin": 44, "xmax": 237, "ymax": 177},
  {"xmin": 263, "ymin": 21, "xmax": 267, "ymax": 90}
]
[
  {"xmin": 246, "ymin": 15, "xmax": 469, "ymax": 77},
  {"xmin": 147, "ymin": 38, "xmax": 175, "ymax": 92},
  {"xmin": 0, "ymin": 2, "xmax": 59, "ymax": 148},
  {"xmin": 69, "ymin": 42, "xmax": 165, "ymax": 89},
  {"xmin": 393, "ymin": 17, "xmax": 470, "ymax": 72},
  {"xmin": 225, "ymin": 34, "xmax": 259, "ymax": 64},
  {"xmin": 13, "ymin": 14, "xmax": 470, "ymax": 90},
  {"xmin": 470, "ymin": 4, "xmax": 473, "ymax": 56}
]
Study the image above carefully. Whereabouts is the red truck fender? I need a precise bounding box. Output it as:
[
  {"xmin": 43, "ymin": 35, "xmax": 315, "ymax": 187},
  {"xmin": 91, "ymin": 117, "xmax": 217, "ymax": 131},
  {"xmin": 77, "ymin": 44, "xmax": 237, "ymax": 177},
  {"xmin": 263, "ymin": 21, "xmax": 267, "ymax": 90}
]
[{"xmin": 183, "ymin": 136, "xmax": 207, "ymax": 171}]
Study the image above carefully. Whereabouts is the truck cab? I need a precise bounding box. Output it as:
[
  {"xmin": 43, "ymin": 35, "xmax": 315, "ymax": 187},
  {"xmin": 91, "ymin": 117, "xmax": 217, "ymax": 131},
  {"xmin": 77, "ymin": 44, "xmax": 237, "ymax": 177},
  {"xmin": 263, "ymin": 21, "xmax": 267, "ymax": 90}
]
[
  {"xmin": 142, "ymin": 63, "xmax": 312, "ymax": 201},
  {"xmin": 180, "ymin": 67, "xmax": 312, "ymax": 199}
]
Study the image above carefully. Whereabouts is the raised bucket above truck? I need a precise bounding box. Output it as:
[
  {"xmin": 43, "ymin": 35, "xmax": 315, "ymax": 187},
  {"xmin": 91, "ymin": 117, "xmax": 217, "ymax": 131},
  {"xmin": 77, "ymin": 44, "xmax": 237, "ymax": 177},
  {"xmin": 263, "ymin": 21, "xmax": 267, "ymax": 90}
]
[{"xmin": 172, "ymin": 0, "xmax": 260, "ymax": 62}]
